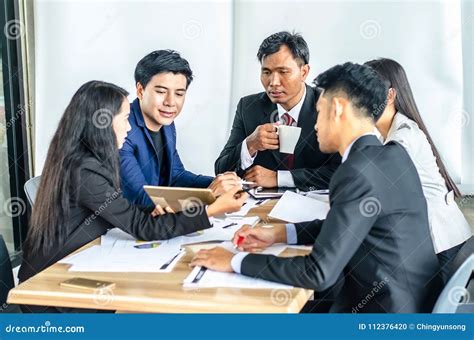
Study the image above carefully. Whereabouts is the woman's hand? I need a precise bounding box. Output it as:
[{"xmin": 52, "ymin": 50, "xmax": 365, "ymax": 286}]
[{"xmin": 151, "ymin": 205, "xmax": 175, "ymax": 217}]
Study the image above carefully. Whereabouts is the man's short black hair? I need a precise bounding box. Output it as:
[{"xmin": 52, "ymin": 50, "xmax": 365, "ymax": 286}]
[
  {"xmin": 313, "ymin": 62, "xmax": 389, "ymax": 120},
  {"xmin": 257, "ymin": 31, "xmax": 309, "ymax": 66},
  {"xmin": 134, "ymin": 50, "xmax": 194, "ymax": 89}
]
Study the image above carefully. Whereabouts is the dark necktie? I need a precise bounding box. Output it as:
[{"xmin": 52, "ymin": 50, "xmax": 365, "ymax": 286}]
[{"xmin": 281, "ymin": 112, "xmax": 296, "ymax": 170}]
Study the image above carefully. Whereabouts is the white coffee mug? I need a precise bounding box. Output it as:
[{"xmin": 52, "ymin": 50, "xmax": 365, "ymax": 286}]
[{"xmin": 276, "ymin": 125, "xmax": 302, "ymax": 154}]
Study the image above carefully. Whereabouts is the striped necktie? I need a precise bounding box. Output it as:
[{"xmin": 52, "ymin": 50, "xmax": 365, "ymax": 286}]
[{"xmin": 281, "ymin": 112, "xmax": 296, "ymax": 170}]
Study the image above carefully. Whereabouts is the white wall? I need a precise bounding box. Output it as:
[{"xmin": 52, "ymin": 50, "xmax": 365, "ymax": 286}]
[
  {"xmin": 34, "ymin": 0, "xmax": 472, "ymax": 187},
  {"xmin": 34, "ymin": 0, "xmax": 233, "ymax": 176},
  {"xmin": 231, "ymin": 0, "xmax": 466, "ymax": 183}
]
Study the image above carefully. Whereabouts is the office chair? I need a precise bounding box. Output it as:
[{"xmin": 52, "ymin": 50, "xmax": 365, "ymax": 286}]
[
  {"xmin": 23, "ymin": 175, "xmax": 41, "ymax": 207},
  {"xmin": 0, "ymin": 235, "xmax": 21, "ymax": 313},
  {"xmin": 433, "ymin": 254, "xmax": 474, "ymax": 313}
]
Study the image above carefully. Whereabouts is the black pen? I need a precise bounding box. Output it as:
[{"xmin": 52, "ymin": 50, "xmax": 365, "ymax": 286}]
[
  {"xmin": 222, "ymin": 222, "xmax": 238, "ymax": 229},
  {"xmin": 235, "ymin": 187, "xmax": 254, "ymax": 195},
  {"xmin": 160, "ymin": 250, "xmax": 183, "ymax": 270}
]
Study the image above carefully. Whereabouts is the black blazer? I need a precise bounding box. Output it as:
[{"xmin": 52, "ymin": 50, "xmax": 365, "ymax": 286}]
[
  {"xmin": 240, "ymin": 135, "xmax": 443, "ymax": 313},
  {"xmin": 214, "ymin": 85, "xmax": 341, "ymax": 190},
  {"xmin": 19, "ymin": 155, "xmax": 212, "ymax": 285}
]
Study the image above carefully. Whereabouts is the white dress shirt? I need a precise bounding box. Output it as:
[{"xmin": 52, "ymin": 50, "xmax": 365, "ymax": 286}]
[
  {"xmin": 378, "ymin": 113, "xmax": 472, "ymax": 253},
  {"xmin": 240, "ymin": 87, "xmax": 307, "ymax": 187}
]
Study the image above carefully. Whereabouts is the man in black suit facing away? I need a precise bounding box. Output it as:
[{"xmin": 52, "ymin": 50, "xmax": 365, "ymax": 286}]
[
  {"xmin": 192, "ymin": 62, "xmax": 442, "ymax": 313},
  {"xmin": 215, "ymin": 32, "xmax": 340, "ymax": 190}
]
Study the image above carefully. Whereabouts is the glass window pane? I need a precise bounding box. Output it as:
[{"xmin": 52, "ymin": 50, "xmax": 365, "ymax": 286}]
[{"xmin": 0, "ymin": 51, "xmax": 15, "ymax": 253}]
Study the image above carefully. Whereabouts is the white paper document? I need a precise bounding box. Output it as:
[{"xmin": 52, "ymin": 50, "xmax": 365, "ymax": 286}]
[
  {"xmin": 268, "ymin": 191, "xmax": 330, "ymax": 223},
  {"xmin": 217, "ymin": 241, "xmax": 287, "ymax": 256},
  {"xmin": 60, "ymin": 243, "xmax": 184, "ymax": 273},
  {"xmin": 60, "ymin": 229, "xmax": 184, "ymax": 272},
  {"xmin": 225, "ymin": 197, "xmax": 269, "ymax": 217},
  {"xmin": 183, "ymin": 266, "xmax": 293, "ymax": 289},
  {"xmin": 59, "ymin": 215, "xmax": 260, "ymax": 273},
  {"xmin": 302, "ymin": 189, "xmax": 330, "ymax": 203}
]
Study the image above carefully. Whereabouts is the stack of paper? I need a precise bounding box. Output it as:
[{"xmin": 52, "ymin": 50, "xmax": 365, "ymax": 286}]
[
  {"xmin": 183, "ymin": 241, "xmax": 292, "ymax": 289},
  {"xmin": 59, "ymin": 242, "xmax": 184, "ymax": 273},
  {"xmin": 59, "ymin": 215, "xmax": 260, "ymax": 273},
  {"xmin": 302, "ymin": 189, "xmax": 330, "ymax": 203},
  {"xmin": 268, "ymin": 191, "xmax": 330, "ymax": 223}
]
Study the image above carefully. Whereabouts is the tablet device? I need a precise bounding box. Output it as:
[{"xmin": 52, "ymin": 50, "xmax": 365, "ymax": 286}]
[
  {"xmin": 250, "ymin": 187, "xmax": 297, "ymax": 199},
  {"xmin": 144, "ymin": 186, "xmax": 216, "ymax": 212}
]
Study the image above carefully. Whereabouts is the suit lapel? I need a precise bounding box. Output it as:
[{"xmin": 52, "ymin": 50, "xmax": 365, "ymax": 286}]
[
  {"xmin": 293, "ymin": 85, "xmax": 316, "ymax": 160},
  {"xmin": 161, "ymin": 125, "xmax": 174, "ymax": 186},
  {"xmin": 131, "ymin": 99, "xmax": 158, "ymax": 157}
]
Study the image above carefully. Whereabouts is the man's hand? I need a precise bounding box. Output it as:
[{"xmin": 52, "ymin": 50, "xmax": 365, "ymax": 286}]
[
  {"xmin": 244, "ymin": 165, "xmax": 277, "ymax": 188},
  {"xmin": 246, "ymin": 123, "xmax": 279, "ymax": 156},
  {"xmin": 189, "ymin": 247, "xmax": 234, "ymax": 272},
  {"xmin": 209, "ymin": 172, "xmax": 242, "ymax": 196},
  {"xmin": 232, "ymin": 224, "xmax": 287, "ymax": 252}
]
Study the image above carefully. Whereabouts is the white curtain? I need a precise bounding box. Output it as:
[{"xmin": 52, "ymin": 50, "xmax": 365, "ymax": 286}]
[{"xmin": 33, "ymin": 0, "xmax": 473, "ymax": 191}]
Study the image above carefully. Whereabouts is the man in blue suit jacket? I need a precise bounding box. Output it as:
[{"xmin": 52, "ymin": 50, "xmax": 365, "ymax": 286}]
[{"xmin": 120, "ymin": 50, "xmax": 240, "ymax": 207}]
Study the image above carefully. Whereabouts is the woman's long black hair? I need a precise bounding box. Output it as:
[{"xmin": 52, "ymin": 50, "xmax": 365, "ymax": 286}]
[
  {"xmin": 365, "ymin": 58, "xmax": 461, "ymax": 198},
  {"xmin": 24, "ymin": 80, "xmax": 129, "ymax": 256}
]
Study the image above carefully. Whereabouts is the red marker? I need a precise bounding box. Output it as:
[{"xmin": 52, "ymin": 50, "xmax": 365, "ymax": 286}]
[
  {"xmin": 233, "ymin": 218, "xmax": 260, "ymax": 250},
  {"xmin": 234, "ymin": 235, "xmax": 245, "ymax": 249}
]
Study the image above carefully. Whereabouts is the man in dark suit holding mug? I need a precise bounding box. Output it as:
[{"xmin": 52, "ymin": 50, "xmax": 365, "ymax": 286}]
[
  {"xmin": 215, "ymin": 31, "xmax": 340, "ymax": 190},
  {"xmin": 193, "ymin": 62, "xmax": 442, "ymax": 313}
]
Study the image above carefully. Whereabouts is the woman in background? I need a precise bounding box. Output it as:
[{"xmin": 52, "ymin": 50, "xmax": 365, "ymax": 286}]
[
  {"xmin": 365, "ymin": 58, "xmax": 472, "ymax": 283},
  {"xmin": 19, "ymin": 81, "xmax": 247, "ymax": 312}
]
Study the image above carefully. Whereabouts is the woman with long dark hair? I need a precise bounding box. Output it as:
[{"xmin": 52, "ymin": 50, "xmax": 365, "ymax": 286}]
[
  {"xmin": 365, "ymin": 58, "xmax": 472, "ymax": 282},
  {"xmin": 18, "ymin": 81, "xmax": 247, "ymax": 311}
]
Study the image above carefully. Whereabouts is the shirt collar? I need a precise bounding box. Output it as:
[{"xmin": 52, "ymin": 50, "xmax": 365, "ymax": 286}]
[
  {"xmin": 341, "ymin": 132, "xmax": 377, "ymax": 163},
  {"xmin": 276, "ymin": 85, "xmax": 306, "ymax": 122},
  {"xmin": 376, "ymin": 112, "xmax": 406, "ymax": 144}
]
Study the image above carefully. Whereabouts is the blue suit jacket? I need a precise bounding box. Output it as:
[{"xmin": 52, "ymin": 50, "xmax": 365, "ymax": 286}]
[{"xmin": 119, "ymin": 99, "xmax": 213, "ymax": 207}]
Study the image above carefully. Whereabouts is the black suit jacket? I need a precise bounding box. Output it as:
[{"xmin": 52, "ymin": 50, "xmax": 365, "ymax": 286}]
[
  {"xmin": 240, "ymin": 135, "xmax": 442, "ymax": 313},
  {"xmin": 19, "ymin": 155, "xmax": 211, "ymax": 285},
  {"xmin": 215, "ymin": 85, "xmax": 341, "ymax": 190}
]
